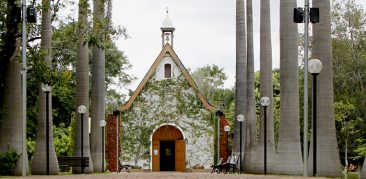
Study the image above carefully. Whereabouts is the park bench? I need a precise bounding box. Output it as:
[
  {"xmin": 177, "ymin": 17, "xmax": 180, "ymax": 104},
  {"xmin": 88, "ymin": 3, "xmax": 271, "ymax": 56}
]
[
  {"xmin": 218, "ymin": 153, "xmax": 239, "ymax": 174},
  {"xmin": 210, "ymin": 158, "xmax": 224, "ymax": 174},
  {"xmin": 57, "ymin": 156, "xmax": 89, "ymax": 167},
  {"xmin": 117, "ymin": 158, "xmax": 132, "ymax": 173}
]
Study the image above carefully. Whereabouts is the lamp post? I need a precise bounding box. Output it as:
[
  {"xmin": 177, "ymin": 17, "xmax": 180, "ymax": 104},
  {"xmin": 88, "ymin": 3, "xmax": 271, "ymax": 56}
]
[
  {"xmin": 78, "ymin": 105, "xmax": 87, "ymax": 173},
  {"xmin": 41, "ymin": 84, "xmax": 51, "ymax": 175},
  {"xmin": 260, "ymin": 97, "xmax": 270, "ymax": 175},
  {"xmin": 224, "ymin": 125, "xmax": 230, "ymax": 160},
  {"xmin": 21, "ymin": 0, "xmax": 27, "ymax": 176},
  {"xmin": 99, "ymin": 120, "xmax": 106, "ymax": 173},
  {"xmin": 308, "ymin": 59, "xmax": 322, "ymax": 177},
  {"xmin": 113, "ymin": 110, "xmax": 120, "ymax": 172},
  {"xmin": 294, "ymin": 2, "xmax": 320, "ymax": 177},
  {"xmin": 236, "ymin": 114, "xmax": 245, "ymax": 174}
]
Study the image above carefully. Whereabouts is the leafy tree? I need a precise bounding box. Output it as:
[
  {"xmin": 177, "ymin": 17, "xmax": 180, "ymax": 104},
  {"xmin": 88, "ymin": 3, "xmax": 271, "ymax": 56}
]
[{"xmin": 331, "ymin": 0, "xmax": 366, "ymax": 168}]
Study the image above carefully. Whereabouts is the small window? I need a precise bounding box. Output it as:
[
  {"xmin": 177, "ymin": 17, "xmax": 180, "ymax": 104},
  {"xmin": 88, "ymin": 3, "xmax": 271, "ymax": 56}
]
[{"xmin": 164, "ymin": 64, "xmax": 172, "ymax": 78}]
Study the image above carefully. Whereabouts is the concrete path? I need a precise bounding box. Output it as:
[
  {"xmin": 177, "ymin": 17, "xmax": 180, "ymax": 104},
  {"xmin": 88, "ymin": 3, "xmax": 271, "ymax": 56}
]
[{"xmin": 3, "ymin": 173, "xmax": 329, "ymax": 179}]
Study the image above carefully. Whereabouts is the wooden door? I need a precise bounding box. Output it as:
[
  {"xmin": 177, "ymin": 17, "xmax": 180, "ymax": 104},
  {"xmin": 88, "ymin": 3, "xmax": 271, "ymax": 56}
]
[
  {"xmin": 175, "ymin": 140, "xmax": 185, "ymax": 172},
  {"xmin": 152, "ymin": 140, "xmax": 160, "ymax": 171}
]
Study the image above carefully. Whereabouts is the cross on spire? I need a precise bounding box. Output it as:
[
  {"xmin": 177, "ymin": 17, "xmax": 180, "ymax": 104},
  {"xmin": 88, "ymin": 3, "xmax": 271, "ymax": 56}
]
[{"xmin": 166, "ymin": 6, "xmax": 169, "ymax": 14}]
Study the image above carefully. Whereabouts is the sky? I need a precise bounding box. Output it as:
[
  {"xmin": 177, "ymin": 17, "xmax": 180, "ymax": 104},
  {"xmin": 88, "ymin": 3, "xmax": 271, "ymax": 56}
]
[{"xmin": 112, "ymin": 0, "xmax": 366, "ymax": 91}]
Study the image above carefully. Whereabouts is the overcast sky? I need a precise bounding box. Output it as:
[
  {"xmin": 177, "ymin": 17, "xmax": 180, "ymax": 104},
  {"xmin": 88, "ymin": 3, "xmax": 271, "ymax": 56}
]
[{"xmin": 112, "ymin": 0, "xmax": 366, "ymax": 90}]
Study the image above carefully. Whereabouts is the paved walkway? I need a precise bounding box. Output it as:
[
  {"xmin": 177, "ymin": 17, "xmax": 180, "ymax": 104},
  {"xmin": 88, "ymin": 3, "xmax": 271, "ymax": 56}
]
[{"xmin": 3, "ymin": 173, "xmax": 329, "ymax": 179}]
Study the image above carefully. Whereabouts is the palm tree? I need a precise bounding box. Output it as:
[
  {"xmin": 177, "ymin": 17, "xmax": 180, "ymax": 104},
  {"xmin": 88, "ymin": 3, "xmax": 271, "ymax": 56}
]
[
  {"xmin": 234, "ymin": 0, "xmax": 247, "ymax": 171},
  {"xmin": 74, "ymin": 0, "xmax": 93, "ymax": 173},
  {"xmin": 308, "ymin": 0, "xmax": 341, "ymax": 177},
  {"xmin": 0, "ymin": 1, "xmax": 28, "ymax": 175},
  {"xmin": 255, "ymin": 0, "xmax": 275, "ymax": 173},
  {"xmin": 244, "ymin": 0, "xmax": 256, "ymax": 173},
  {"xmin": 274, "ymin": 0, "xmax": 303, "ymax": 175},
  {"xmin": 31, "ymin": 0, "xmax": 59, "ymax": 174},
  {"xmin": 90, "ymin": 0, "xmax": 106, "ymax": 172},
  {"xmin": 361, "ymin": 160, "xmax": 366, "ymax": 178},
  {"xmin": 0, "ymin": 60, "xmax": 28, "ymax": 175}
]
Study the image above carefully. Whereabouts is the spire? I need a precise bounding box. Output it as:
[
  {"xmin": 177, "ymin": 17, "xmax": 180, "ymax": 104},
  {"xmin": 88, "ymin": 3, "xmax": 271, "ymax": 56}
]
[
  {"xmin": 161, "ymin": 7, "xmax": 174, "ymax": 29},
  {"xmin": 161, "ymin": 8, "xmax": 175, "ymax": 48}
]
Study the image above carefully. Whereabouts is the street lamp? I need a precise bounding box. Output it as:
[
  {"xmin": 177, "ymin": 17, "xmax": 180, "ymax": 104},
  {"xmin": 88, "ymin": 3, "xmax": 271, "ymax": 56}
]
[
  {"xmin": 113, "ymin": 110, "xmax": 120, "ymax": 172},
  {"xmin": 99, "ymin": 120, "xmax": 106, "ymax": 173},
  {"xmin": 261, "ymin": 97, "xmax": 270, "ymax": 175},
  {"xmin": 41, "ymin": 83, "xmax": 51, "ymax": 175},
  {"xmin": 224, "ymin": 125, "xmax": 230, "ymax": 160},
  {"xmin": 294, "ymin": 2, "xmax": 320, "ymax": 177},
  {"xmin": 308, "ymin": 59, "xmax": 322, "ymax": 176},
  {"xmin": 236, "ymin": 114, "xmax": 245, "ymax": 174},
  {"xmin": 78, "ymin": 105, "xmax": 87, "ymax": 173}
]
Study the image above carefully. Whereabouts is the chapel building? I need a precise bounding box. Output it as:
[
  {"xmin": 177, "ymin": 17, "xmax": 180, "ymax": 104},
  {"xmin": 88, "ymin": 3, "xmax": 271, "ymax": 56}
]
[{"xmin": 118, "ymin": 13, "xmax": 215, "ymax": 171}]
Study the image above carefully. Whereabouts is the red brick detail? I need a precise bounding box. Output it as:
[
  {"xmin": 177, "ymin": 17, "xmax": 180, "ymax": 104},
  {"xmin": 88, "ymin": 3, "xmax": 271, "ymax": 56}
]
[
  {"xmin": 106, "ymin": 114, "xmax": 122, "ymax": 172},
  {"xmin": 220, "ymin": 117, "xmax": 230, "ymax": 162}
]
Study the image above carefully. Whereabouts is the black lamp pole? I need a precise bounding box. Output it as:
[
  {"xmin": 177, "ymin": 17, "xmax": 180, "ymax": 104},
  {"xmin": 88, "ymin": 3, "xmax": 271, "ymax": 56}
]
[
  {"xmin": 226, "ymin": 131, "xmax": 229, "ymax": 158},
  {"xmin": 102, "ymin": 125, "xmax": 105, "ymax": 173},
  {"xmin": 264, "ymin": 106, "xmax": 267, "ymax": 175},
  {"xmin": 81, "ymin": 113, "xmax": 84, "ymax": 174},
  {"xmin": 45, "ymin": 90, "xmax": 50, "ymax": 175},
  {"xmin": 312, "ymin": 73, "xmax": 318, "ymax": 177},
  {"xmin": 113, "ymin": 110, "xmax": 120, "ymax": 172},
  {"xmin": 239, "ymin": 121, "xmax": 242, "ymax": 174}
]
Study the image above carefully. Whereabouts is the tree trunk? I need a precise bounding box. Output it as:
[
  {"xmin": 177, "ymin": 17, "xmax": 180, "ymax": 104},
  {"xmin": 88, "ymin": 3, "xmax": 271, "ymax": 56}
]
[
  {"xmin": 31, "ymin": 0, "xmax": 59, "ymax": 174},
  {"xmin": 254, "ymin": 0, "xmax": 275, "ymax": 173},
  {"xmin": 245, "ymin": 0, "xmax": 257, "ymax": 173},
  {"xmin": 90, "ymin": 0, "xmax": 106, "ymax": 172},
  {"xmin": 234, "ymin": 0, "xmax": 247, "ymax": 171},
  {"xmin": 345, "ymin": 138, "xmax": 348, "ymax": 173},
  {"xmin": 0, "ymin": 60, "xmax": 29, "ymax": 175},
  {"xmin": 0, "ymin": 0, "xmax": 29, "ymax": 175},
  {"xmin": 361, "ymin": 157, "xmax": 366, "ymax": 179},
  {"xmin": 274, "ymin": 0, "xmax": 303, "ymax": 175},
  {"xmin": 307, "ymin": 0, "xmax": 341, "ymax": 177},
  {"xmin": 74, "ymin": 0, "xmax": 93, "ymax": 173}
]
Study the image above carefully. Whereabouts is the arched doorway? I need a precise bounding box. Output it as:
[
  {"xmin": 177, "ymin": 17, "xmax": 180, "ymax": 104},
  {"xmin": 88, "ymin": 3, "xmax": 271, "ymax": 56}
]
[{"xmin": 151, "ymin": 125, "xmax": 185, "ymax": 172}]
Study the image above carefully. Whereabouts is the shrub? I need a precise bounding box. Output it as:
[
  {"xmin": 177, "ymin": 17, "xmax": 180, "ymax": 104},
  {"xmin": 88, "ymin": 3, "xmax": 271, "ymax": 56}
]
[{"xmin": 0, "ymin": 146, "xmax": 20, "ymax": 175}]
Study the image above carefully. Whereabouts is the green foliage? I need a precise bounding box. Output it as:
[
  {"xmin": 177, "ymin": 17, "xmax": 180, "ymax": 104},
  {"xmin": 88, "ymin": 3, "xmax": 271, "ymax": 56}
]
[
  {"xmin": 53, "ymin": 123, "xmax": 74, "ymax": 156},
  {"xmin": 331, "ymin": 0, "xmax": 366, "ymax": 165},
  {"xmin": 26, "ymin": 138, "xmax": 36, "ymax": 160},
  {"xmin": 254, "ymin": 70, "xmax": 281, "ymax": 143},
  {"xmin": 25, "ymin": 21, "xmax": 134, "ymax": 140},
  {"xmin": 0, "ymin": 146, "xmax": 20, "ymax": 175}
]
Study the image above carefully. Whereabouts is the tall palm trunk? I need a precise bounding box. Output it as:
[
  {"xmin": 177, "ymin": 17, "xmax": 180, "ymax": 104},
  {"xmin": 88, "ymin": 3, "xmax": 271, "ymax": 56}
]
[
  {"xmin": 234, "ymin": 0, "xmax": 247, "ymax": 171},
  {"xmin": 31, "ymin": 0, "xmax": 59, "ymax": 174},
  {"xmin": 255, "ymin": 0, "xmax": 275, "ymax": 173},
  {"xmin": 361, "ymin": 159, "xmax": 366, "ymax": 178},
  {"xmin": 90, "ymin": 0, "xmax": 106, "ymax": 172},
  {"xmin": 0, "ymin": 1, "xmax": 28, "ymax": 175},
  {"xmin": 74, "ymin": 0, "xmax": 93, "ymax": 173},
  {"xmin": 245, "ymin": 0, "xmax": 256, "ymax": 173},
  {"xmin": 0, "ymin": 60, "xmax": 28, "ymax": 175},
  {"xmin": 307, "ymin": 0, "xmax": 341, "ymax": 177},
  {"xmin": 274, "ymin": 0, "xmax": 303, "ymax": 175}
]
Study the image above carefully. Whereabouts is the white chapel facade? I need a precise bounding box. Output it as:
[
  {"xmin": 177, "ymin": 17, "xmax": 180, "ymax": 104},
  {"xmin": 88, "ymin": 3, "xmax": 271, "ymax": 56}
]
[{"xmin": 119, "ymin": 13, "xmax": 215, "ymax": 171}]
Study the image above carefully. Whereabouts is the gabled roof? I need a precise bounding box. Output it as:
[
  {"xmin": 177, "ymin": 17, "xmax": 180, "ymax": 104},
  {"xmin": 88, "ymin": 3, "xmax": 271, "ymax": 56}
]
[{"xmin": 120, "ymin": 44, "xmax": 214, "ymax": 111}]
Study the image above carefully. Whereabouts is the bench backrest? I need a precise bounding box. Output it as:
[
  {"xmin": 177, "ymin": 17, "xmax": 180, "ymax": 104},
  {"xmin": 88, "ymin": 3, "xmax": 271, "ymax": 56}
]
[
  {"xmin": 57, "ymin": 156, "xmax": 89, "ymax": 167},
  {"xmin": 225, "ymin": 156, "xmax": 232, "ymax": 163},
  {"xmin": 229, "ymin": 155, "xmax": 239, "ymax": 165}
]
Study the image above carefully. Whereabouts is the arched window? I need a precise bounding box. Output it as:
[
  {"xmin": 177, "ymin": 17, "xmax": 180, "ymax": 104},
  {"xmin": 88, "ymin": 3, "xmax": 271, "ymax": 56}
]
[{"xmin": 164, "ymin": 64, "xmax": 172, "ymax": 78}]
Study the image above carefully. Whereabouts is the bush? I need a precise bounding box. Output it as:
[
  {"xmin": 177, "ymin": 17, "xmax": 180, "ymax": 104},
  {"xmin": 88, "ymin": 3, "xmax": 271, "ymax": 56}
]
[{"xmin": 0, "ymin": 146, "xmax": 20, "ymax": 175}]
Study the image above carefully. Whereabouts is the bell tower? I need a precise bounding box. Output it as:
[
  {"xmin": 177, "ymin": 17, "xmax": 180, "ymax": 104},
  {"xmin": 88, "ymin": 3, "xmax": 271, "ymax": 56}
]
[{"xmin": 161, "ymin": 8, "xmax": 175, "ymax": 48}]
